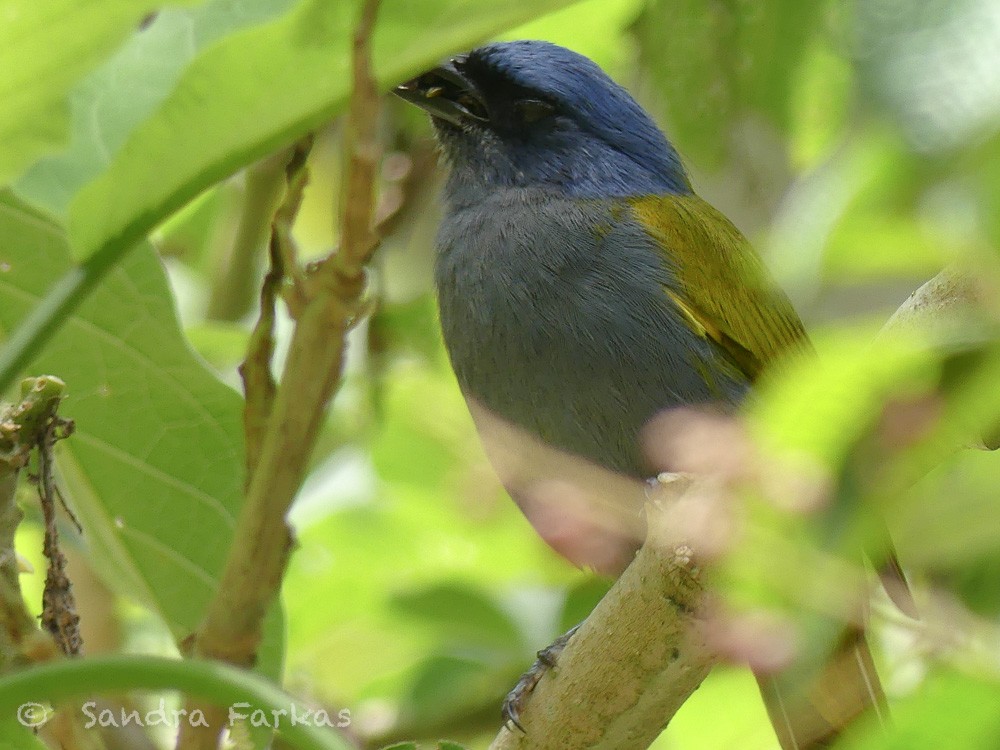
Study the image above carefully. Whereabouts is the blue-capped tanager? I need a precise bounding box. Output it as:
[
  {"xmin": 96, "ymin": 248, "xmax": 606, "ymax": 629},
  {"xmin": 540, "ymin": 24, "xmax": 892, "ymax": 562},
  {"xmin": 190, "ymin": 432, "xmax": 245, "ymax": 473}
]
[{"xmin": 396, "ymin": 40, "xmax": 888, "ymax": 749}]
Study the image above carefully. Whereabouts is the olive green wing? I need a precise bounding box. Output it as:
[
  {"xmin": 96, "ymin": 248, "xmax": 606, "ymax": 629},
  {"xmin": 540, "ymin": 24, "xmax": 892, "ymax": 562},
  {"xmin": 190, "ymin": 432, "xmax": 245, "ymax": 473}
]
[{"xmin": 630, "ymin": 194, "xmax": 808, "ymax": 382}]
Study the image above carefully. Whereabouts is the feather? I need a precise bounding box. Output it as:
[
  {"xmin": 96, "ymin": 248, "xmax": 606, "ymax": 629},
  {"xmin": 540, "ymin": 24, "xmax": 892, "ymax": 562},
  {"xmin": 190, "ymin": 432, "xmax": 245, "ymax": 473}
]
[{"xmin": 630, "ymin": 193, "xmax": 807, "ymax": 381}]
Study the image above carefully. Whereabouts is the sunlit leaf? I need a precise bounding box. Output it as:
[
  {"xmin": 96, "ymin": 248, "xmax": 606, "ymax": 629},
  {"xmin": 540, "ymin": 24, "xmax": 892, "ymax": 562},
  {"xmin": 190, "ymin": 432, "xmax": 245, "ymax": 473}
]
[
  {"xmin": 0, "ymin": 193, "xmax": 283, "ymax": 677},
  {"xmin": 0, "ymin": 0, "xmax": 203, "ymax": 186},
  {"xmin": 14, "ymin": 0, "xmax": 296, "ymax": 215},
  {"xmin": 842, "ymin": 670, "xmax": 1000, "ymax": 749},
  {"xmin": 65, "ymin": 0, "xmax": 580, "ymax": 262}
]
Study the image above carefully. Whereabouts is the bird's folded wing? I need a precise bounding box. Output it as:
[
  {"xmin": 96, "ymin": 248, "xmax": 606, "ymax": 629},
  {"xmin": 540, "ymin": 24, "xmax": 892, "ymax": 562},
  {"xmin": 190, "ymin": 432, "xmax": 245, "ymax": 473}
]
[{"xmin": 630, "ymin": 194, "xmax": 808, "ymax": 382}]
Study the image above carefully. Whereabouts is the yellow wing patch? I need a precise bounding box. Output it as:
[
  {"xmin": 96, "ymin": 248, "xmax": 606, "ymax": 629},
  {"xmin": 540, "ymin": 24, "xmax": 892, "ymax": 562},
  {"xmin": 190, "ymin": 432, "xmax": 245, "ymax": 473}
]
[{"xmin": 630, "ymin": 194, "xmax": 807, "ymax": 382}]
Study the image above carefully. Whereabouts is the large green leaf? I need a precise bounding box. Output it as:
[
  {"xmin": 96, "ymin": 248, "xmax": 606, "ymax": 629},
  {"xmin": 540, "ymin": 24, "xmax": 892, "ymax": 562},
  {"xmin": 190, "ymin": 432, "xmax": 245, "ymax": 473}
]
[
  {"xmin": 14, "ymin": 0, "xmax": 297, "ymax": 216},
  {"xmin": 0, "ymin": 193, "xmax": 283, "ymax": 676},
  {"xmin": 65, "ymin": 0, "xmax": 580, "ymax": 261},
  {"xmin": 0, "ymin": 0, "xmax": 583, "ymax": 392},
  {"xmin": 0, "ymin": 0, "xmax": 202, "ymax": 186}
]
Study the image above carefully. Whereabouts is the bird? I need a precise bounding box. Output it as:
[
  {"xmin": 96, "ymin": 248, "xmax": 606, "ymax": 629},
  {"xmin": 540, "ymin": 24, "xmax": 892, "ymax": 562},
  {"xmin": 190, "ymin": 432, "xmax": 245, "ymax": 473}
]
[{"xmin": 395, "ymin": 39, "xmax": 891, "ymax": 749}]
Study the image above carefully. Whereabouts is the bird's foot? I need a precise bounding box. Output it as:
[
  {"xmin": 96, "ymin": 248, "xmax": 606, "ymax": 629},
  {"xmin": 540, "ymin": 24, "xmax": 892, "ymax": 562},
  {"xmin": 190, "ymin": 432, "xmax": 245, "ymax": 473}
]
[{"xmin": 502, "ymin": 624, "xmax": 581, "ymax": 732}]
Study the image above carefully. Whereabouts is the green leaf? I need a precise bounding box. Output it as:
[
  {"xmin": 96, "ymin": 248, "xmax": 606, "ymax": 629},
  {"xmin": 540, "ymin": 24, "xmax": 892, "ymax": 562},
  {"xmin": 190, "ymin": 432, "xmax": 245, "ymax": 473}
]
[
  {"xmin": 558, "ymin": 575, "xmax": 612, "ymax": 633},
  {"xmin": 0, "ymin": 193, "xmax": 283, "ymax": 677},
  {"xmin": 749, "ymin": 330, "xmax": 937, "ymax": 467},
  {"xmin": 185, "ymin": 321, "xmax": 254, "ymax": 373},
  {"xmin": 656, "ymin": 667, "xmax": 774, "ymax": 750},
  {"xmin": 635, "ymin": 0, "xmax": 826, "ymax": 165},
  {"xmin": 0, "ymin": 0, "xmax": 202, "ymax": 186},
  {"xmin": 390, "ymin": 582, "xmax": 522, "ymax": 651},
  {"xmin": 842, "ymin": 670, "xmax": 1000, "ymax": 749},
  {"xmin": 0, "ymin": 718, "xmax": 50, "ymax": 750},
  {"xmin": 405, "ymin": 654, "xmax": 494, "ymax": 723},
  {"xmin": 14, "ymin": 0, "xmax": 297, "ymax": 216},
  {"xmin": 66, "ymin": 0, "xmax": 580, "ymax": 261},
  {"xmin": 0, "ymin": 656, "xmax": 351, "ymax": 750}
]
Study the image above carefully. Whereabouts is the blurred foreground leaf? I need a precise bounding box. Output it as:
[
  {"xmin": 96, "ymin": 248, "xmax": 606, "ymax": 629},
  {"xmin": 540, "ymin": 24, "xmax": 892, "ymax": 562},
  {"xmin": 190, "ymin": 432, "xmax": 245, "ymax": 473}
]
[{"xmin": 842, "ymin": 670, "xmax": 1000, "ymax": 749}]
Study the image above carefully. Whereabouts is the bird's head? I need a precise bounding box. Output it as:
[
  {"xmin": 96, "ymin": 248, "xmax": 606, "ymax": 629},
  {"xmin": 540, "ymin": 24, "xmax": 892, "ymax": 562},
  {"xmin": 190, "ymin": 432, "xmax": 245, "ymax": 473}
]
[{"xmin": 395, "ymin": 40, "xmax": 691, "ymax": 203}]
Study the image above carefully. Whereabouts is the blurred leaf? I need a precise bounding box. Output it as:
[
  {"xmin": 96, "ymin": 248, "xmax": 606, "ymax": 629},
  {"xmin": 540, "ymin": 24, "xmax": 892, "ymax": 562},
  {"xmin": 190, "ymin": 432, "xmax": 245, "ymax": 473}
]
[
  {"xmin": 185, "ymin": 321, "xmax": 252, "ymax": 372},
  {"xmin": 391, "ymin": 582, "xmax": 522, "ymax": 651},
  {"xmin": 437, "ymin": 742, "xmax": 470, "ymax": 750},
  {"xmin": 0, "ymin": 0, "xmax": 204, "ymax": 186},
  {"xmin": 825, "ymin": 213, "xmax": 942, "ymax": 279},
  {"xmin": 371, "ymin": 296, "xmax": 444, "ymax": 366},
  {"xmin": 853, "ymin": 0, "xmax": 1000, "ymax": 152},
  {"xmin": 841, "ymin": 670, "xmax": 1000, "ymax": 749},
  {"xmin": 750, "ymin": 331, "xmax": 937, "ymax": 466},
  {"xmin": 13, "ymin": 0, "xmax": 295, "ymax": 215},
  {"xmin": 0, "ymin": 193, "xmax": 283, "ymax": 677},
  {"xmin": 558, "ymin": 575, "xmax": 612, "ymax": 633},
  {"xmin": 636, "ymin": 0, "xmax": 826, "ymax": 165},
  {"xmin": 0, "ymin": 718, "xmax": 50, "ymax": 749},
  {"xmin": 788, "ymin": 41, "xmax": 853, "ymax": 170},
  {"xmin": 405, "ymin": 654, "xmax": 495, "ymax": 723},
  {"xmin": 967, "ymin": 133, "xmax": 1000, "ymax": 251},
  {"xmin": 501, "ymin": 0, "xmax": 644, "ymax": 76},
  {"xmin": 65, "ymin": 0, "xmax": 581, "ymax": 262},
  {"xmin": 654, "ymin": 667, "xmax": 776, "ymax": 750},
  {"xmin": 283, "ymin": 491, "xmax": 564, "ymax": 700},
  {"xmin": 379, "ymin": 743, "xmax": 418, "ymax": 750},
  {"xmin": 890, "ymin": 345, "xmax": 1000, "ymax": 576},
  {"xmin": 371, "ymin": 366, "xmax": 474, "ymax": 490},
  {"xmin": 282, "ymin": 365, "xmax": 575, "ymax": 702},
  {"xmin": 156, "ymin": 182, "xmax": 239, "ymax": 273}
]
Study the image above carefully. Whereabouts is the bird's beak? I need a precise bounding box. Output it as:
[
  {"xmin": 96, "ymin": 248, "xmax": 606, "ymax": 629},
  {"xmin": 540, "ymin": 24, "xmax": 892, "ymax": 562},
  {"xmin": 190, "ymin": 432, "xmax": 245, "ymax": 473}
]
[{"xmin": 394, "ymin": 55, "xmax": 489, "ymax": 127}]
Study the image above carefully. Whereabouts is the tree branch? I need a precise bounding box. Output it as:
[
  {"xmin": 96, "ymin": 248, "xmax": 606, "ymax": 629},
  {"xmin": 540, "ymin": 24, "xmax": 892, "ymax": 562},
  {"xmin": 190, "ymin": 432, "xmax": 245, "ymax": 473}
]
[
  {"xmin": 0, "ymin": 376, "xmax": 68, "ymax": 670},
  {"xmin": 489, "ymin": 479, "xmax": 716, "ymax": 750},
  {"xmin": 485, "ymin": 265, "xmax": 987, "ymax": 749},
  {"xmin": 176, "ymin": 2, "xmax": 382, "ymax": 748}
]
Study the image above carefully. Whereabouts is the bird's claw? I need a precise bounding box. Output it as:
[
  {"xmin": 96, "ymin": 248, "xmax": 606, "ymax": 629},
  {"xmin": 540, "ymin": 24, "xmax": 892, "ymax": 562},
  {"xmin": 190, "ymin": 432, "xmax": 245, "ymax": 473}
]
[
  {"xmin": 501, "ymin": 625, "xmax": 581, "ymax": 733},
  {"xmin": 502, "ymin": 656, "xmax": 552, "ymax": 733}
]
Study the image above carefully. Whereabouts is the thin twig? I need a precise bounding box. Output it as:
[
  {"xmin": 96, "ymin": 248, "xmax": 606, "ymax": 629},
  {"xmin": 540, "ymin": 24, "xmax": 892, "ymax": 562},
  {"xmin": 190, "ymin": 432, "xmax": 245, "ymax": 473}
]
[
  {"xmin": 336, "ymin": 0, "xmax": 381, "ymax": 280},
  {"xmin": 38, "ymin": 415, "xmax": 82, "ymax": 656},
  {"xmin": 240, "ymin": 137, "xmax": 314, "ymax": 483},
  {"xmin": 0, "ymin": 376, "xmax": 68, "ymax": 669},
  {"xmin": 176, "ymin": 3, "xmax": 382, "ymax": 748}
]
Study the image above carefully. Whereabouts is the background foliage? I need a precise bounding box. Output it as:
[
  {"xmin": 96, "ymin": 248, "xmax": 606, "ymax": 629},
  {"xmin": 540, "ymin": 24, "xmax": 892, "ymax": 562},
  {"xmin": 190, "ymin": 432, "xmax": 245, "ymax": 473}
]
[{"xmin": 2, "ymin": 0, "xmax": 1000, "ymax": 748}]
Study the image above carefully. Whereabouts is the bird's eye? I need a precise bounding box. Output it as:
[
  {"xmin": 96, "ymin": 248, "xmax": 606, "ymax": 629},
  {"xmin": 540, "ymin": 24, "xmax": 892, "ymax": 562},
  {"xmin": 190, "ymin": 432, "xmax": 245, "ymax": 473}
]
[
  {"xmin": 514, "ymin": 98, "xmax": 555, "ymax": 124},
  {"xmin": 456, "ymin": 93, "xmax": 488, "ymax": 121}
]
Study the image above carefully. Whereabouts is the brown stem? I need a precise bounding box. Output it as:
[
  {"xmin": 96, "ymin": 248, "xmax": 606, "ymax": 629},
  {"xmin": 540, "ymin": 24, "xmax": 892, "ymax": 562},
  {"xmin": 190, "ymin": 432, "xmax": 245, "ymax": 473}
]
[
  {"xmin": 488, "ymin": 480, "xmax": 716, "ymax": 750},
  {"xmin": 175, "ymin": 3, "xmax": 381, "ymax": 748}
]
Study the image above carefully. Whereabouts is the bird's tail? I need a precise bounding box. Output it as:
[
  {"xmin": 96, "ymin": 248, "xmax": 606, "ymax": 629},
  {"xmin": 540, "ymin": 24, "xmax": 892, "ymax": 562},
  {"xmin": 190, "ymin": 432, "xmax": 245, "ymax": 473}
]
[{"xmin": 756, "ymin": 628, "xmax": 887, "ymax": 750}]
